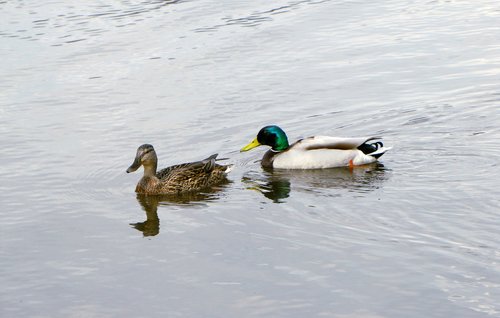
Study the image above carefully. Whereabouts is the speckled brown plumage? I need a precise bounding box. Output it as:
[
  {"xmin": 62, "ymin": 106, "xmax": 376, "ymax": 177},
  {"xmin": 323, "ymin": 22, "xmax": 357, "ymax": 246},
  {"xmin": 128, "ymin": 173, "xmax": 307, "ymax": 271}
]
[{"xmin": 127, "ymin": 144, "xmax": 232, "ymax": 195}]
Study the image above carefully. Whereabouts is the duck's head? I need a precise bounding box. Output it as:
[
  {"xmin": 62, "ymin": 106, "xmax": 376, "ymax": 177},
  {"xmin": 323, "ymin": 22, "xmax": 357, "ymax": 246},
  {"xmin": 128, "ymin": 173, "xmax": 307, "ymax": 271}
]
[
  {"xmin": 127, "ymin": 144, "xmax": 158, "ymax": 174},
  {"xmin": 241, "ymin": 125, "xmax": 289, "ymax": 152}
]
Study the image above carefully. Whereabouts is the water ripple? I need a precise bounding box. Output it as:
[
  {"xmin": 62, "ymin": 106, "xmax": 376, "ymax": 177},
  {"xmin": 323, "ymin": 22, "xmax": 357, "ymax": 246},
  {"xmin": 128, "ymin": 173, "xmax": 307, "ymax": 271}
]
[
  {"xmin": 2, "ymin": 0, "xmax": 500, "ymax": 316},
  {"xmin": 0, "ymin": 0, "xmax": 181, "ymax": 45},
  {"xmin": 193, "ymin": 0, "xmax": 331, "ymax": 33}
]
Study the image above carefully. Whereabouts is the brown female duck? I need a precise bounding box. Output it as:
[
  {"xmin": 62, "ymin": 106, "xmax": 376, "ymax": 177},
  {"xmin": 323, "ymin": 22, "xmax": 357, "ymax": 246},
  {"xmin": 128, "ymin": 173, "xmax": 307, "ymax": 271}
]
[{"xmin": 126, "ymin": 144, "xmax": 232, "ymax": 195}]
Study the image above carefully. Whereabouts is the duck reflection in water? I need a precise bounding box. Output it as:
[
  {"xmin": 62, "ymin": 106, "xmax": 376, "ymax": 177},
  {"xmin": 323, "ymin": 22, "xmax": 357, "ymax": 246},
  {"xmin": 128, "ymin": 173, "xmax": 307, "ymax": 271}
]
[
  {"xmin": 242, "ymin": 163, "xmax": 389, "ymax": 203},
  {"xmin": 242, "ymin": 173, "xmax": 291, "ymax": 203},
  {"xmin": 130, "ymin": 183, "xmax": 230, "ymax": 237},
  {"xmin": 130, "ymin": 194, "xmax": 161, "ymax": 237}
]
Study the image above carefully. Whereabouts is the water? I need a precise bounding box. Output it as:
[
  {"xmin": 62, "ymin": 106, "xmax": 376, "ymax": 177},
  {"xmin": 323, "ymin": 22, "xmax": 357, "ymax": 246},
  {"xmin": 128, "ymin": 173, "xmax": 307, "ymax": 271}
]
[{"xmin": 1, "ymin": 0, "xmax": 500, "ymax": 317}]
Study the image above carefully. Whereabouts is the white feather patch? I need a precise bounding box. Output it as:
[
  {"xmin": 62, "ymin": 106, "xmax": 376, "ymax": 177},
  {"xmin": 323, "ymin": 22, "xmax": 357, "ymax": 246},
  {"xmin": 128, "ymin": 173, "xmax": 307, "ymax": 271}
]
[{"xmin": 293, "ymin": 136, "xmax": 375, "ymax": 150}]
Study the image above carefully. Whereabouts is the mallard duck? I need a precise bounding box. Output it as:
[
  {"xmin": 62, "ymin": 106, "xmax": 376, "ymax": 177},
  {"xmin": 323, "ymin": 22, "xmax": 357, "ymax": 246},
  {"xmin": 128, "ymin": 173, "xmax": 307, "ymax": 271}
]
[
  {"xmin": 240, "ymin": 125, "xmax": 391, "ymax": 169},
  {"xmin": 127, "ymin": 144, "xmax": 232, "ymax": 195}
]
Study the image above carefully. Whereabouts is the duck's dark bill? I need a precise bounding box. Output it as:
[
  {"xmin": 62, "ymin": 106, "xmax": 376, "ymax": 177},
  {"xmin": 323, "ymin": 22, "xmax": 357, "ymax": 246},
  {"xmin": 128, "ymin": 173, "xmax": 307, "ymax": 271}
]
[{"xmin": 126, "ymin": 157, "xmax": 141, "ymax": 173}]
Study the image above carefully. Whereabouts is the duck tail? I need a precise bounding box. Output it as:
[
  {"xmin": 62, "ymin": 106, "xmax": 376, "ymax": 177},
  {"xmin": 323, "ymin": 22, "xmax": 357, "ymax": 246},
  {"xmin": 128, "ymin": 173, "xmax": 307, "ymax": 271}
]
[
  {"xmin": 223, "ymin": 164, "xmax": 234, "ymax": 174},
  {"xmin": 369, "ymin": 146, "xmax": 392, "ymax": 159},
  {"xmin": 203, "ymin": 154, "xmax": 233, "ymax": 162},
  {"xmin": 357, "ymin": 140, "xmax": 391, "ymax": 159},
  {"xmin": 202, "ymin": 154, "xmax": 218, "ymax": 172},
  {"xmin": 203, "ymin": 154, "xmax": 234, "ymax": 174},
  {"xmin": 204, "ymin": 153, "xmax": 218, "ymax": 161}
]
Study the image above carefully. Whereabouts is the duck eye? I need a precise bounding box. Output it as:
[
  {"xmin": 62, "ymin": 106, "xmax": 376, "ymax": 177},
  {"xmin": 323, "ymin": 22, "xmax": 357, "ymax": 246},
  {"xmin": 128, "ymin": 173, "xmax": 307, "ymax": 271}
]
[{"xmin": 268, "ymin": 133, "xmax": 277, "ymax": 143}]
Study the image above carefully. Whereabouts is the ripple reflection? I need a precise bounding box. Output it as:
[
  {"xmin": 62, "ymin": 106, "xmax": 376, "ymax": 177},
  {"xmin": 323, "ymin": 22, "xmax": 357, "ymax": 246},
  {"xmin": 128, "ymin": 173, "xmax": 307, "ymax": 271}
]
[
  {"xmin": 242, "ymin": 163, "xmax": 389, "ymax": 203},
  {"xmin": 0, "ymin": 0, "xmax": 182, "ymax": 45},
  {"xmin": 130, "ymin": 183, "xmax": 229, "ymax": 236},
  {"xmin": 193, "ymin": 0, "xmax": 329, "ymax": 33}
]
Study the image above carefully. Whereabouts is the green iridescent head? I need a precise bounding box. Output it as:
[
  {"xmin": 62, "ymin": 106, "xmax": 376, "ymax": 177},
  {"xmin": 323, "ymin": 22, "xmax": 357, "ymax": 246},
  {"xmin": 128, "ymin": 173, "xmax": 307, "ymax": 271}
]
[{"xmin": 241, "ymin": 125, "xmax": 289, "ymax": 152}]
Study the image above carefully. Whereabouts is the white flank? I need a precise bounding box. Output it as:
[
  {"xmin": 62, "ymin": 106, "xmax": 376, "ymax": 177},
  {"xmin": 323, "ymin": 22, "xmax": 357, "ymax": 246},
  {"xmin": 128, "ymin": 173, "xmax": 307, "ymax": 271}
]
[{"xmin": 272, "ymin": 149, "xmax": 355, "ymax": 169}]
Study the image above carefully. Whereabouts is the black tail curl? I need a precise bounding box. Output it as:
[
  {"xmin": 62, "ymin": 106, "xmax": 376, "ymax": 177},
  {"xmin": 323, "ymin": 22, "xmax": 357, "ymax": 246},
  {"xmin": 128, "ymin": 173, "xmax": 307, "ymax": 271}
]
[{"xmin": 357, "ymin": 141, "xmax": 384, "ymax": 155}]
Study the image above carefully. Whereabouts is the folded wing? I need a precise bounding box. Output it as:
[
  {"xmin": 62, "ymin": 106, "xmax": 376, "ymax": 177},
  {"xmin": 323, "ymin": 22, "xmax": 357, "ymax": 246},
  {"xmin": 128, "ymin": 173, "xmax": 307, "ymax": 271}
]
[{"xmin": 295, "ymin": 136, "xmax": 381, "ymax": 151}]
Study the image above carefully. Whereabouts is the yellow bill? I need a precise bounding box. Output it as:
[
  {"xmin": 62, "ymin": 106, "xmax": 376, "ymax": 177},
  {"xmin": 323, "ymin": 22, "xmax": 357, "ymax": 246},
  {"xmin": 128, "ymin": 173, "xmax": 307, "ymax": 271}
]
[{"xmin": 240, "ymin": 137, "xmax": 261, "ymax": 152}]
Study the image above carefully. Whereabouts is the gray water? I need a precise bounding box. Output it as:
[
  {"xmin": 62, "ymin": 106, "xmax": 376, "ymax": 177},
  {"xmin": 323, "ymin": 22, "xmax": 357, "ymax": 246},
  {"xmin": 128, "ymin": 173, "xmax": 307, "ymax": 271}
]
[{"xmin": 1, "ymin": 0, "xmax": 500, "ymax": 317}]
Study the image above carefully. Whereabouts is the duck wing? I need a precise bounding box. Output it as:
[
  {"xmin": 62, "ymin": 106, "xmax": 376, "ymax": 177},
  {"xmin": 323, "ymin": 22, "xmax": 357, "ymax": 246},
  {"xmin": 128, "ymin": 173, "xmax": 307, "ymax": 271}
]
[
  {"xmin": 156, "ymin": 154, "xmax": 218, "ymax": 180},
  {"xmin": 293, "ymin": 136, "xmax": 381, "ymax": 151}
]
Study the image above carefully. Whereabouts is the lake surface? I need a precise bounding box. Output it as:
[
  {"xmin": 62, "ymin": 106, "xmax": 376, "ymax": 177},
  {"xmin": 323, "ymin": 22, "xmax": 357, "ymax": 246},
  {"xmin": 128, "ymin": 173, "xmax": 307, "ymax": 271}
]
[{"xmin": 1, "ymin": 0, "xmax": 500, "ymax": 317}]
